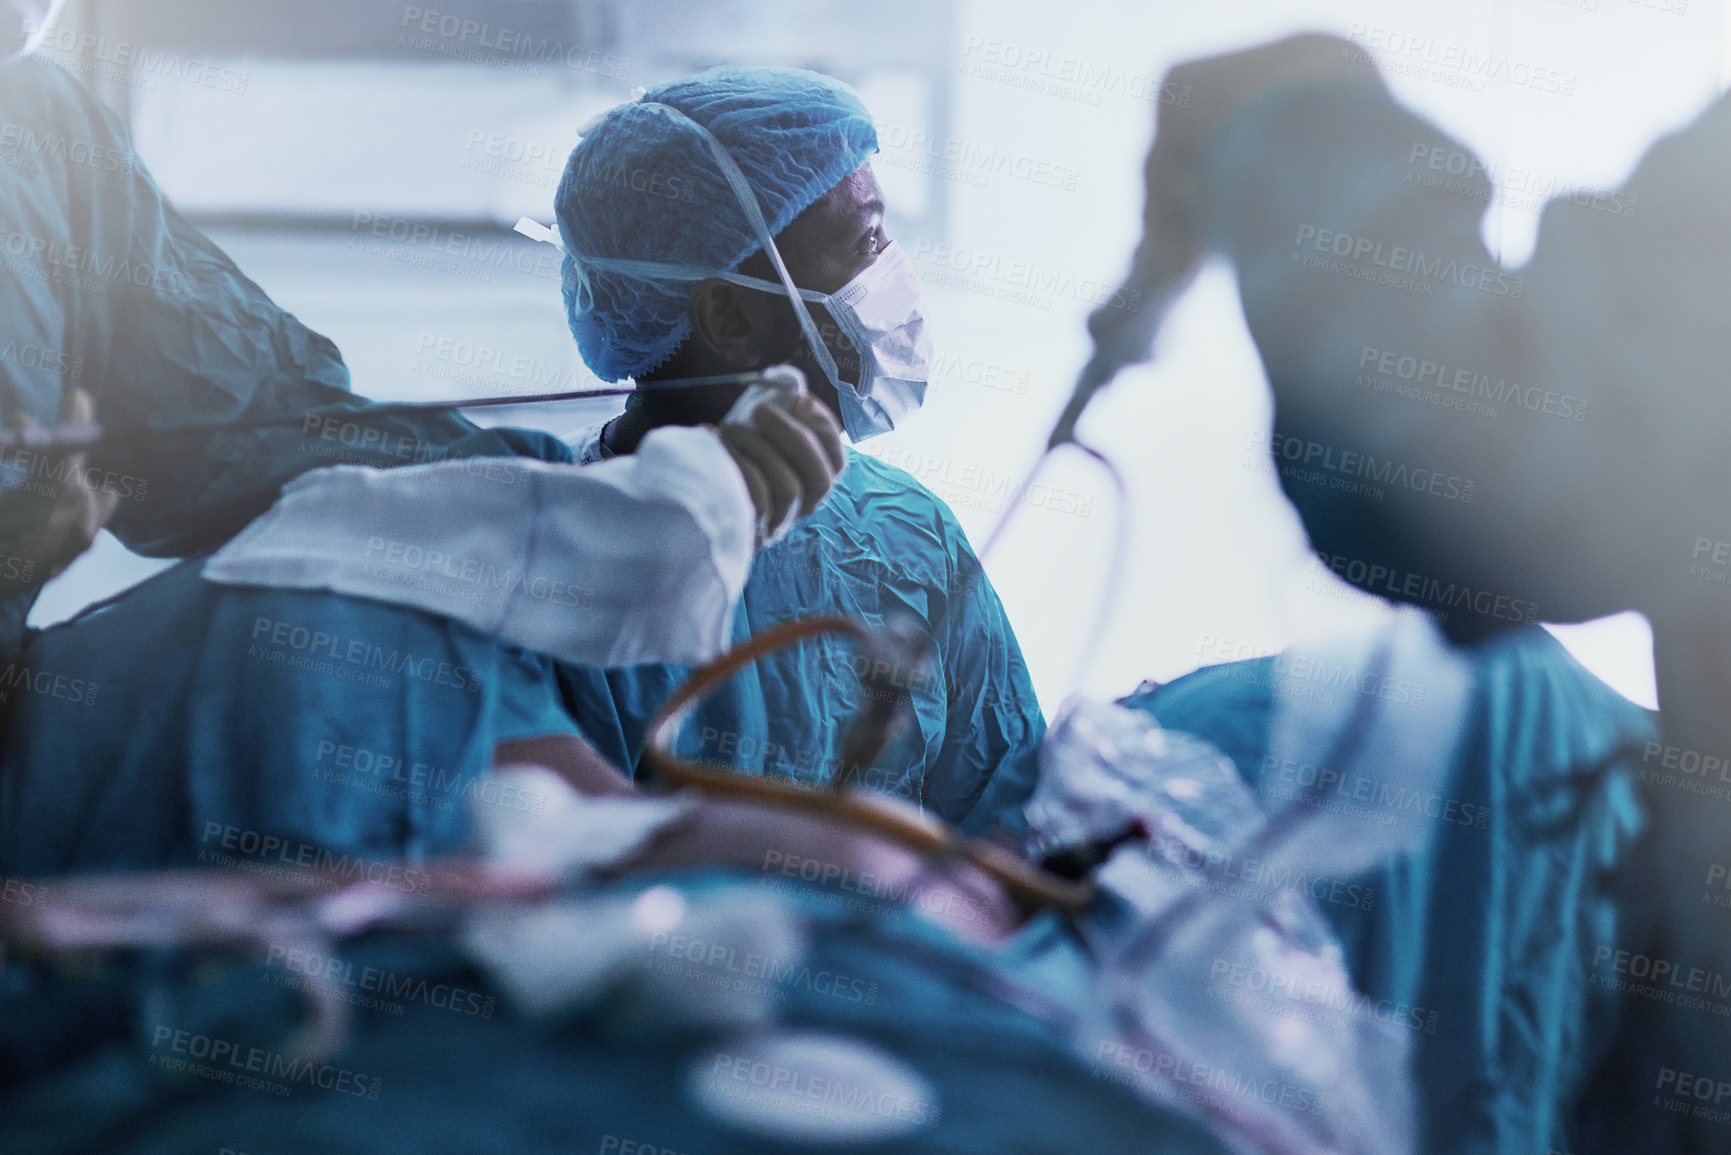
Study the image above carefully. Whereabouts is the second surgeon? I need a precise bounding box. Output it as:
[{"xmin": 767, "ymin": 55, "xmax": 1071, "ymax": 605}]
[{"xmin": 547, "ymin": 68, "xmax": 1046, "ymax": 834}]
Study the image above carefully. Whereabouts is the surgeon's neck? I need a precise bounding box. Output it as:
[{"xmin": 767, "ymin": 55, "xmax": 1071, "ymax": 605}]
[
  {"xmin": 599, "ymin": 394, "xmax": 724, "ymax": 456},
  {"xmin": 598, "ymin": 340, "xmax": 747, "ymax": 456},
  {"xmin": 600, "ymin": 340, "xmax": 844, "ymax": 456}
]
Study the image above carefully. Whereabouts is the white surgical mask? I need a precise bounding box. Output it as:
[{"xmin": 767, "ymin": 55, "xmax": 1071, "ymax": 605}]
[
  {"xmin": 523, "ymin": 99, "xmax": 932, "ymax": 442},
  {"xmin": 774, "ymin": 241, "xmax": 931, "ymax": 441}
]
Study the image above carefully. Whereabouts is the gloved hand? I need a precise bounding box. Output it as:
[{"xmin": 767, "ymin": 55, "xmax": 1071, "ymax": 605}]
[
  {"xmin": 713, "ymin": 393, "xmax": 845, "ymax": 546},
  {"xmin": 0, "ymin": 389, "xmax": 119, "ymax": 589}
]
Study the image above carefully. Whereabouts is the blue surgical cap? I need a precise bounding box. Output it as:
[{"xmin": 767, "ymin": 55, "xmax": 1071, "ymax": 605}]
[{"xmin": 553, "ymin": 66, "xmax": 879, "ymax": 382}]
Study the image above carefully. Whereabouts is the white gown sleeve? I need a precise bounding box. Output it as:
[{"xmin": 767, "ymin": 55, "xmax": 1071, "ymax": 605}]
[{"xmin": 201, "ymin": 424, "xmax": 755, "ymax": 668}]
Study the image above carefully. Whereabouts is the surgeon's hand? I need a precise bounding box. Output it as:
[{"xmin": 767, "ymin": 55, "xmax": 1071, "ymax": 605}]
[
  {"xmin": 1128, "ymin": 34, "xmax": 1384, "ymax": 295},
  {"xmin": 713, "ymin": 394, "xmax": 845, "ymax": 543},
  {"xmin": 0, "ymin": 390, "xmax": 119, "ymax": 589}
]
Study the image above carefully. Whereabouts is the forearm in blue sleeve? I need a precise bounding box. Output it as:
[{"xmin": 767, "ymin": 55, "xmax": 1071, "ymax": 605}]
[{"xmin": 0, "ymin": 58, "xmax": 518, "ymax": 559}]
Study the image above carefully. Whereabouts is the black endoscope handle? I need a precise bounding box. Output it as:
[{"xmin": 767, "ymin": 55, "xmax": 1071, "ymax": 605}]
[{"xmin": 1047, "ymin": 357, "xmax": 1118, "ymax": 450}]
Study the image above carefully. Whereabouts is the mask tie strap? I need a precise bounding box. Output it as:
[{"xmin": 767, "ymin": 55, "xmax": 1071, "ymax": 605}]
[
  {"xmin": 513, "ymin": 218, "xmax": 565, "ymax": 250},
  {"xmin": 546, "ymin": 252, "xmax": 828, "ymax": 305}
]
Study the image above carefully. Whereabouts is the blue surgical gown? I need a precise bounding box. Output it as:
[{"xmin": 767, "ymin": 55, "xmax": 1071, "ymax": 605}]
[
  {"xmin": 566, "ymin": 451, "xmax": 1045, "ymax": 835},
  {"xmin": 1123, "ymin": 626, "xmax": 1653, "ymax": 1155},
  {"xmin": 0, "ymin": 558, "xmax": 582, "ymax": 876}
]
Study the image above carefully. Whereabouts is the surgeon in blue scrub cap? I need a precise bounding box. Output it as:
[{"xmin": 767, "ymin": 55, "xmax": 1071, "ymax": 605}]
[
  {"xmin": 551, "ymin": 67, "xmax": 1045, "ymax": 835},
  {"xmin": 558, "ymin": 65, "xmax": 925, "ymax": 443}
]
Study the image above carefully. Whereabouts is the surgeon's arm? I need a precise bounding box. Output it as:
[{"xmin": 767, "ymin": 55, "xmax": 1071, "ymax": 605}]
[
  {"xmin": 1152, "ymin": 32, "xmax": 1731, "ymax": 749},
  {"xmin": 1136, "ymin": 36, "xmax": 1731, "ymax": 635},
  {"xmin": 0, "ymin": 57, "xmax": 500, "ymax": 558},
  {"xmin": 1139, "ymin": 39, "xmax": 1564, "ymax": 636},
  {"xmin": 204, "ymin": 403, "xmax": 842, "ymax": 670}
]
